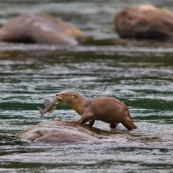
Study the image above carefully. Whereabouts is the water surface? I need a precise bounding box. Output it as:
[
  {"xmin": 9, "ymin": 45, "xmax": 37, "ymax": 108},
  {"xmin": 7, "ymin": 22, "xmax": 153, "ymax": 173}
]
[{"xmin": 0, "ymin": 0, "xmax": 173, "ymax": 173}]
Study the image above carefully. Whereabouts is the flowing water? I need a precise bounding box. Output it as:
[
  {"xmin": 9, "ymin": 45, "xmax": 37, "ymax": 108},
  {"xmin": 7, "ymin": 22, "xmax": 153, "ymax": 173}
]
[{"xmin": 0, "ymin": 0, "xmax": 173, "ymax": 173}]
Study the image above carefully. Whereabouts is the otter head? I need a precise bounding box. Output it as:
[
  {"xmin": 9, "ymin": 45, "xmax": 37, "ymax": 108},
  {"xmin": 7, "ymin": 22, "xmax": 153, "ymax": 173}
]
[
  {"xmin": 56, "ymin": 90, "xmax": 88, "ymax": 115},
  {"xmin": 56, "ymin": 90, "xmax": 80, "ymax": 105}
]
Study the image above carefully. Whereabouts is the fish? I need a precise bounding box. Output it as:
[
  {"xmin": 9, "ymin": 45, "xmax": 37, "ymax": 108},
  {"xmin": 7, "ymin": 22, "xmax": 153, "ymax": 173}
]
[{"xmin": 37, "ymin": 97, "xmax": 58, "ymax": 116}]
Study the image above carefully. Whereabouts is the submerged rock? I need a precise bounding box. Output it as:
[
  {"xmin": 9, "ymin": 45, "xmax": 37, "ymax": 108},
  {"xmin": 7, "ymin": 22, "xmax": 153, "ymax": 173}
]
[
  {"xmin": 0, "ymin": 13, "xmax": 88, "ymax": 46},
  {"xmin": 115, "ymin": 4, "xmax": 173, "ymax": 40}
]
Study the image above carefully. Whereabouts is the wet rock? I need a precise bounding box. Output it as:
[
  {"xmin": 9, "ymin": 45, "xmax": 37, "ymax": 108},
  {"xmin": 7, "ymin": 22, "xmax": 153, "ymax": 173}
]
[
  {"xmin": 115, "ymin": 4, "xmax": 173, "ymax": 40},
  {"xmin": 17, "ymin": 120, "xmax": 170, "ymax": 146},
  {"xmin": 16, "ymin": 120, "xmax": 121, "ymax": 144},
  {"xmin": 0, "ymin": 13, "xmax": 88, "ymax": 46}
]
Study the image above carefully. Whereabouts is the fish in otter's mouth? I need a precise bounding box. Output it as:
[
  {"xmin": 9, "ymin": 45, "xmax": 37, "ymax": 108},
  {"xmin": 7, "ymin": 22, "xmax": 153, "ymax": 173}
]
[{"xmin": 37, "ymin": 97, "xmax": 58, "ymax": 116}]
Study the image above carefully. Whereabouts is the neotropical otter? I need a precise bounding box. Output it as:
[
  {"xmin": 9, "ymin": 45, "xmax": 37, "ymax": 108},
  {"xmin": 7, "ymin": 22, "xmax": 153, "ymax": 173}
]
[{"xmin": 56, "ymin": 90, "xmax": 137, "ymax": 130}]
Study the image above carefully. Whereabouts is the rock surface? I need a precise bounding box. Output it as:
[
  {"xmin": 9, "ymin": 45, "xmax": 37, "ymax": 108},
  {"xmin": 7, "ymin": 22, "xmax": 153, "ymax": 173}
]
[
  {"xmin": 17, "ymin": 120, "xmax": 172, "ymax": 146},
  {"xmin": 16, "ymin": 120, "xmax": 121, "ymax": 144},
  {"xmin": 115, "ymin": 4, "xmax": 173, "ymax": 40},
  {"xmin": 0, "ymin": 13, "xmax": 88, "ymax": 45}
]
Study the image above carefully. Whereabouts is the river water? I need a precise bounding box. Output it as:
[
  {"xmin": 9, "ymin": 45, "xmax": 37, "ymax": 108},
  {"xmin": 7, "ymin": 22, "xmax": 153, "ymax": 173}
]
[{"xmin": 0, "ymin": 0, "xmax": 173, "ymax": 173}]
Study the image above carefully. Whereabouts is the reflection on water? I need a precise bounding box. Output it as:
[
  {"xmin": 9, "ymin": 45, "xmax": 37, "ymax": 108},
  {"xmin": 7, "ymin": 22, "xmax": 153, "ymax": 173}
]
[{"xmin": 0, "ymin": 0, "xmax": 173, "ymax": 172}]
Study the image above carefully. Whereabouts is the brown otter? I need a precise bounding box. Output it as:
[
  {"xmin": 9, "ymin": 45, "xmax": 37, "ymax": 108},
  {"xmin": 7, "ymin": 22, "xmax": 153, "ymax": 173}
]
[{"xmin": 56, "ymin": 90, "xmax": 137, "ymax": 130}]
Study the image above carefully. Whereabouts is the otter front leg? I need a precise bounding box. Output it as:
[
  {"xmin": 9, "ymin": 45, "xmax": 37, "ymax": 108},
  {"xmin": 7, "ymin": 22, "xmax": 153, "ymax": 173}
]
[{"xmin": 78, "ymin": 114, "xmax": 93, "ymax": 125}]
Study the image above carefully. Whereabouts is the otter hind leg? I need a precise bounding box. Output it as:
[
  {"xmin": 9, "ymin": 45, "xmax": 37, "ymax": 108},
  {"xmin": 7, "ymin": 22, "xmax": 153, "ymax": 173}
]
[
  {"xmin": 122, "ymin": 118, "xmax": 137, "ymax": 131},
  {"xmin": 110, "ymin": 123, "xmax": 118, "ymax": 129},
  {"xmin": 88, "ymin": 119, "xmax": 95, "ymax": 127}
]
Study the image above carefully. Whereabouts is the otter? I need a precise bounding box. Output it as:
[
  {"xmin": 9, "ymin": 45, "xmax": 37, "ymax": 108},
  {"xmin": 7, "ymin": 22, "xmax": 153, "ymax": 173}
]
[{"xmin": 56, "ymin": 90, "xmax": 137, "ymax": 130}]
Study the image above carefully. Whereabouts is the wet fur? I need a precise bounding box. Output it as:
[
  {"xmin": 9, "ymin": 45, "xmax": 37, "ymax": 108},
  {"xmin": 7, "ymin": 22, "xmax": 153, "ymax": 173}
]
[{"xmin": 56, "ymin": 90, "xmax": 137, "ymax": 130}]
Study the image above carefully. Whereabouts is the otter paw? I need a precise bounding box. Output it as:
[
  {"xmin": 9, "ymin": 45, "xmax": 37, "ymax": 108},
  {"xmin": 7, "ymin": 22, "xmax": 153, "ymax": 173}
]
[
  {"xmin": 83, "ymin": 123, "xmax": 92, "ymax": 127},
  {"xmin": 71, "ymin": 120, "xmax": 80, "ymax": 125},
  {"xmin": 71, "ymin": 120, "xmax": 79, "ymax": 123}
]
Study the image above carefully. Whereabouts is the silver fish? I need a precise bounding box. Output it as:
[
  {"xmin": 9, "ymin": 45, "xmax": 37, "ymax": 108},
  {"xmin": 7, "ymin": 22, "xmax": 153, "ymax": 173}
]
[{"xmin": 37, "ymin": 97, "xmax": 58, "ymax": 116}]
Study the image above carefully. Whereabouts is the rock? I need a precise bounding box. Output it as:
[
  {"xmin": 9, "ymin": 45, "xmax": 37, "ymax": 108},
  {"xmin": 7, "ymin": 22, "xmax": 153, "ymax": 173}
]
[
  {"xmin": 0, "ymin": 13, "xmax": 88, "ymax": 46},
  {"xmin": 17, "ymin": 120, "xmax": 170, "ymax": 145},
  {"xmin": 115, "ymin": 4, "xmax": 173, "ymax": 40},
  {"xmin": 16, "ymin": 120, "xmax": 121, "ymax": 144}
]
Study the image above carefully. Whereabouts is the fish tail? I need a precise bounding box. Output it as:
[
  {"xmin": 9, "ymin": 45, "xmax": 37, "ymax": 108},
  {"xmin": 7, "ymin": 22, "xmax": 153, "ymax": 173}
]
[{"xmin": 37, "ymin": 107, "xmax": 44, "ymax": 116}]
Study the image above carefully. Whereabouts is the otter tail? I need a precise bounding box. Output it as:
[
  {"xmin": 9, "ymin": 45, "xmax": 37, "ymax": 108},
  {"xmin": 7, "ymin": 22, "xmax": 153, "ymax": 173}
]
[
  {"xmin": 122, "ymin": 118, "xmax": 137, "ymax": 130},
  {"xmin": 122, "ymin": 110, "xmax": 137, "ymax": 130}
]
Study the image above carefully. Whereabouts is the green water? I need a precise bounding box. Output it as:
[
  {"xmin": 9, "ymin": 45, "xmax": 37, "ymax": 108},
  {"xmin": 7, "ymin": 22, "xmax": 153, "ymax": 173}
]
[
  {"xmin": 0, "ymin": 49, "xmax": 173, "ymax": 173},
  {"xmin": 0, "ymin": 0, "xmax": 173, "ymax": 173}
]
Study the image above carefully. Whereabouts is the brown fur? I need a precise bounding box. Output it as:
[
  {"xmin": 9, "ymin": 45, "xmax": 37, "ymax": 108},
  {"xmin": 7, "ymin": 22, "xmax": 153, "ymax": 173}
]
[{"xmin": 56, "ymin": 90, "xmax": 137, "ymax": 130}]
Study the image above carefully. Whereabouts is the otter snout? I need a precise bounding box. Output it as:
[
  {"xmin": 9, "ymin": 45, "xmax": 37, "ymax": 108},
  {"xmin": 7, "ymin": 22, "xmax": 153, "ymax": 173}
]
[
  {"xmin": 56, "ymin": 90, "xmax": 79, "ymax": 103},
  {"xmin": 56, "ymin": 93, "xmax": 63, "ymax": 102}
]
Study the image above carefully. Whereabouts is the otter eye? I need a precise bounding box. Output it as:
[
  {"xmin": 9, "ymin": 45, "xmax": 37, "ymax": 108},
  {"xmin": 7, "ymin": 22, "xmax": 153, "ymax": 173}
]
[
  {"xmin": 72, "ymin": 95, "xmax": 76, "ymax": 98},
  {"xmin": 62, "ymin": 94, "xmax": 66, "ymax": 96}
]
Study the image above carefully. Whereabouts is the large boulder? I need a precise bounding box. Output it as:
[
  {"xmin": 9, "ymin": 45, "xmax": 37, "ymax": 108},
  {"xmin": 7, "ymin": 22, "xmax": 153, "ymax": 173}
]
[
  {"xmin": 0, "ymin": 13, "xmax": 88, "ymax": 46},
  {"xmin": 17, "ymin": 119, "xmax": 172, "ymax": 145},
  {"xmin": 16, "ymin": 120, "xmax": 121, "ymax": 144},
  {"xmin": 115, "ymin": 4, "xmax": 173, "ymax": 40}
]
